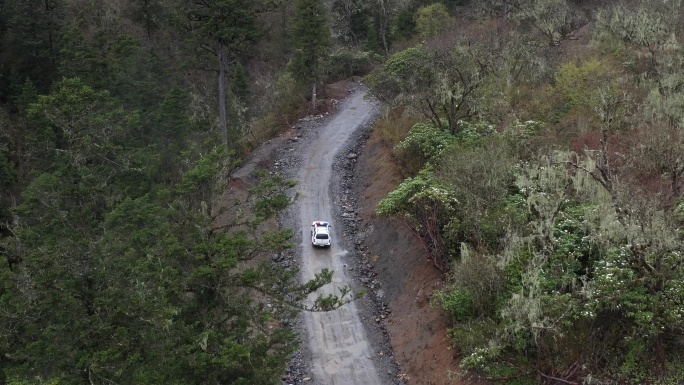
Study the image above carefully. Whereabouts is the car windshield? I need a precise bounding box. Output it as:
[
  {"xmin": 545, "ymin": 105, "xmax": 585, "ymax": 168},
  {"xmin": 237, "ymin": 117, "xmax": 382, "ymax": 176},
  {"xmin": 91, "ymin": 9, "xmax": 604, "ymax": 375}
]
[{"xmin": 316, "ymin": 234, "xmax": 329, "ymax": 239}]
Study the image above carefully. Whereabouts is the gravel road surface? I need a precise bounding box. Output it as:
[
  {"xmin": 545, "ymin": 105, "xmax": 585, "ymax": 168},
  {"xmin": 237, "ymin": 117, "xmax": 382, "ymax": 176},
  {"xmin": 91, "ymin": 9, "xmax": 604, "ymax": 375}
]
[{"xmin": 296, "ymin": 90, "xmax": 387, "ymax": 385}]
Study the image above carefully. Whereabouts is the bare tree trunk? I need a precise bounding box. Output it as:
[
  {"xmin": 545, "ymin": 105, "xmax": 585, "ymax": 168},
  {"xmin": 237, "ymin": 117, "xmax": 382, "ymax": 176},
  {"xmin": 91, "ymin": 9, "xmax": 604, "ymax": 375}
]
[
  {"xmin": 498, "ymin": 0, "xmax": 509, "ymax": 58},
  {"xmin": 377, "ymin": 0, "xmax": 390, "ymax": 56},
  {"xmin": 218, "ymin": 43, "xmax": 228, "ymax": 147},
  {"xmin": 311, "ymin": 82, "xmax": 317, "ymax": 113}
]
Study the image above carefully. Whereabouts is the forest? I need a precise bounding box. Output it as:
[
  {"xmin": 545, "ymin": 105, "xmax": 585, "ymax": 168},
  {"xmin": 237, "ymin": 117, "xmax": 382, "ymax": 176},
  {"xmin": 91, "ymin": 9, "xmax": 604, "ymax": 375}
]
[
  {"xmin": 369, "ymin": 0, "xmax": 684, "ymax": 384},
  {"xmin": 0, "ymin": 0, "xmax": 362, "ymax": 383},
  {"xmin": 2, "ymin": 0, "xmax": 684, "ymax": 384}
]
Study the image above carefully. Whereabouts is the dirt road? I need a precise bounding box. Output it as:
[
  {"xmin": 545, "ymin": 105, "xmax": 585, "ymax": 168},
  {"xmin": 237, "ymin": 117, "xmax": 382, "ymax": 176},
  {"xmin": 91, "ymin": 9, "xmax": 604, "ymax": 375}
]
[{"xmin": 296, "ymin": 90, "xmax": 388, "ymax": 385}]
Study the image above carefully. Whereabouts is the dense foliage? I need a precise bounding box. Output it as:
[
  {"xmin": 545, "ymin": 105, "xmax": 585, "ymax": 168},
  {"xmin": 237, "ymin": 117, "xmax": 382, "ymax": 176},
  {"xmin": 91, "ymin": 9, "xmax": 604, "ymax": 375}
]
[
  {"xmin": 0, "ymin": 0, "xmax": 381, "ymax": 383},
  {"xmin": 370, "ymin": 0, "xmax": 684, "ymax": 383},
  {"xmin": 6, "ymin": 0, "xmax": 684, "ymax": 383}
]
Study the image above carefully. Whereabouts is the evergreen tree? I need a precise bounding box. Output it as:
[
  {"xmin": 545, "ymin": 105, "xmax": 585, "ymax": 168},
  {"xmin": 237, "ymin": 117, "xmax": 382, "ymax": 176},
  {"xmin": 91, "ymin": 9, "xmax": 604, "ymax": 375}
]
[
  {"xmin": 2, "ymin": 76, "xmax": 346, "ymax": 383},
  {"xmin": 232, "ymin": 62, "xmax": 250, "ymax": 104},
  {"xmin": 228, "ymin": 62, "xmax": 250, "ymax": 141},
  {"xmin": 2, "ymin": 0, "xmax": 64, "ymax": 91},
  {"xmin": 152, "ymin": 86, "xmax": 192, "ymax": 183},
  {"xmin": 177, "ymin": 0, "xmax": 260, "ymax": 148},
  {"xmin": 394, "ymin": 6, "xmax": 418, "ymax": 42},
  {"xmin": 330, "ymin": 0, "xmax": 371, "ymax": 47},
  {"xmin": 291, "ymin": 0, "xmax": 332, "ymax": 112},
  {"xmin": 130, "ymin": 0, "xmax": 165, "ymax": 41}
]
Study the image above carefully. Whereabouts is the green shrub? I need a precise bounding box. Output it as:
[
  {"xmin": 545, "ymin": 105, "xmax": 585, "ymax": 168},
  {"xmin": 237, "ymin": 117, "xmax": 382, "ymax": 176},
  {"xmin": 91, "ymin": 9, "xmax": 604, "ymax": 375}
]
[
  {"xmin": 552, "ymin": 58, "xmax": 616, "ymax": 115},
  {"xmin": 394, "ymin": 121, "xmax": 455, "ymax": 174},
  {"xmin": 0, "ymin": 151, "xmax": 16, "ymax": 187},
  {"xmin": 436, "ymin": 137, "xmax": 517, "ymax": 251},
  {"xmin": 590, "ymin": 31, "xmax": 627, "ymax": 57},
  {"xmin": 505, "ymin": 120, "xmax": 543, "ymax": 140},
  {"xmin": 617, "ymin": 339, "xmax": 650, "ymax": 382},
  {"xmin": 432, "ymin": 287, "xmax": 473, "ymax": 322},
  {"xmin": 415, "ymin": 3, "xmax": 454, "ymax": 39},
  {"xmin": 447, "ymin": 318, "xmax": 498, "ymax": 357},
  {"xmin": 394, "ymin": 121, "xmax": 494, "ymax": 172},
  {"xmin": 455, "ymin": 121, "xmax": 496, "ymax": 146},
  {"xmin": 446, "ymin": 251, "xmax": 505, "ymax": 318},
  {"xmin": 481, "ymin": 362, "xmax": 527, "ymax": 382},
  {"xmin": 460, "ymin": 345, "xmax": 502, "ymax": 372},
  {"xmin": 376, "ymin": 166, "xmax": 437, "ymax": 217},
  {"xmin": 659, "ymin": 355, "xmax": 684, "ymax": 385}
]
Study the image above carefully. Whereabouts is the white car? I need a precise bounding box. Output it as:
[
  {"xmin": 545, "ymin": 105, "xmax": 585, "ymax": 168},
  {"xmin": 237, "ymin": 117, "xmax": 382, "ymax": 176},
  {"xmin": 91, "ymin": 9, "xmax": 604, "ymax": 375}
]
[{"xmin": 311, "ymin": 221, "xmax": 331, "ymax": 247}]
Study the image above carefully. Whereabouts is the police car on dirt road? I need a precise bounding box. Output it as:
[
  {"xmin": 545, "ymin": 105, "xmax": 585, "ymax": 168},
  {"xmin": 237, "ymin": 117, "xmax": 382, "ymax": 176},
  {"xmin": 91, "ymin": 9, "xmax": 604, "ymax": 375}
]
[{"xmin": 311, "ymin": 221, "xmax": 331, "ymax": 248}]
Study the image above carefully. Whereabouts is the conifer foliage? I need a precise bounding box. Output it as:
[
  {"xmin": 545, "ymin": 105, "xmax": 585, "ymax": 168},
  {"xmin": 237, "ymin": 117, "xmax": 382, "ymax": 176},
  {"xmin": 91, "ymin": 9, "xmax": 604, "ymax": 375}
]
[
  {"xmin": 290, "ymin": 0, "xmax": 332, "ymax": 112},
  {"xmin": 0, "ymin": 1, "xmax": 345, "ymax": 384}
]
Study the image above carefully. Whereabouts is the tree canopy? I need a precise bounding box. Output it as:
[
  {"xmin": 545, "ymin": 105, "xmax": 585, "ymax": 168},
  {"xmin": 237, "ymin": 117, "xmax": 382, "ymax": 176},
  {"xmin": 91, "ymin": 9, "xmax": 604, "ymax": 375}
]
[
  {"xmin": 369, "ymin": 0, "xmax": 684, "ymax": 383},
  {"xmin": 6, "ymin": 0, "xmax": 684, "ymax": 384},
  {"xmin": 0, "ymin": 1, "xmax": 351, "ymax": 383}
]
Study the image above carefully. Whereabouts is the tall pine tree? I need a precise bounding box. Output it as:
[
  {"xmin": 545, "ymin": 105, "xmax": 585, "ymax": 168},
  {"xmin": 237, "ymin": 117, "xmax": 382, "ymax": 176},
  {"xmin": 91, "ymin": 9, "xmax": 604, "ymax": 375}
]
[
  {"xmin": 177, "ymin": 0, "xmax": 260, "ymax": 148},
  {"xmin": 291, "ymin": 0, "xmax": 332, "ymax": 112},
  {"xmin": 1, "ymin": 0, "xmax": 64, "ymax": 92}
]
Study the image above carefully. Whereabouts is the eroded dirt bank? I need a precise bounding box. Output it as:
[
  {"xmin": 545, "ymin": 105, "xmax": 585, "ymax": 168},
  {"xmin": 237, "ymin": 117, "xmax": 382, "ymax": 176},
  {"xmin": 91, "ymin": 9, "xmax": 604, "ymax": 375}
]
[
  {"xmin": 349, "ymin": 123, "xmax": 498, "ymax": 385},
  {"xmin": 320, "ymin": 78, "xmax": 492, "ymax": 384}
]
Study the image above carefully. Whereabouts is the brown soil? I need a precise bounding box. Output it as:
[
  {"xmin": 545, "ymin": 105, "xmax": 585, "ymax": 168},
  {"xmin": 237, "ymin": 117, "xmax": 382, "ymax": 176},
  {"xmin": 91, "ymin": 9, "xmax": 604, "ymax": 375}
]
[{"xmin": 324, "ymin": 76, "xmax": 363, "ymax": 111}]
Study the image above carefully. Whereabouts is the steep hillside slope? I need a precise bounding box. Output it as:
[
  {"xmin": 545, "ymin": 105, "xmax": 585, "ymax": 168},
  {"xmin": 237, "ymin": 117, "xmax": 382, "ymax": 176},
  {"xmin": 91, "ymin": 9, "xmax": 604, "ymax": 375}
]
[
  {"xmin": 316, "ymin": 79, "xmax": 491, "ymax": 384},
  {"xmin": 349, "ymin": 117, "xmax": 489, "ymax": 385}
]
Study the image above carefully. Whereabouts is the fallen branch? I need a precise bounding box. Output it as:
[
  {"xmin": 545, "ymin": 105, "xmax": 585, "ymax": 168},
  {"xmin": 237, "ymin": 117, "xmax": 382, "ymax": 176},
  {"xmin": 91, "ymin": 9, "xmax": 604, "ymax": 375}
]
[{"xmin": 538, "ymin": 370, "xmax": 578, "ymax": 385}]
